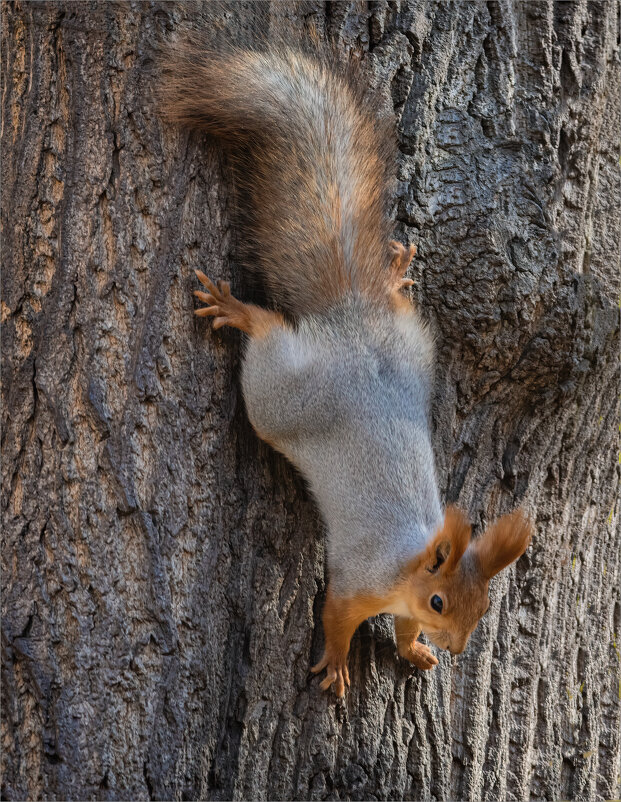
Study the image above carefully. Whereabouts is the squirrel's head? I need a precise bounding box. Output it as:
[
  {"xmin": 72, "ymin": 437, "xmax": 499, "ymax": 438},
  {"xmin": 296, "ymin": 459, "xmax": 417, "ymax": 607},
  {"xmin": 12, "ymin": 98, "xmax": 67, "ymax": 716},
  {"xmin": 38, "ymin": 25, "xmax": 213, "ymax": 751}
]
[{"xmin": 405, "ymin": 507, "xmax": 533, "ymax": 655}]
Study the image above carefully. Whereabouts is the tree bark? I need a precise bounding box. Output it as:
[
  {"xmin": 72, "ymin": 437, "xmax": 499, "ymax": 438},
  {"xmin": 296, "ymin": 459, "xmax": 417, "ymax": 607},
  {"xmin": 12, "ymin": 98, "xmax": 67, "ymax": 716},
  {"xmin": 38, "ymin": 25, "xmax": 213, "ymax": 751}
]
[{"xmin": 2, "ymin": 1, "xmax": 619, "ymax": 800}]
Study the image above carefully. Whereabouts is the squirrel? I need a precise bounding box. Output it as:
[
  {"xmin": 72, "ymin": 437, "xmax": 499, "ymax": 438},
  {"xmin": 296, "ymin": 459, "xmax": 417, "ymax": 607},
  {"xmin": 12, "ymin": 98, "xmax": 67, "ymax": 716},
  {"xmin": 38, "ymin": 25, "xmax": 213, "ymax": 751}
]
[{"xmin": 159, "ymin": 42, "xmax": 533, "ymax": 697}]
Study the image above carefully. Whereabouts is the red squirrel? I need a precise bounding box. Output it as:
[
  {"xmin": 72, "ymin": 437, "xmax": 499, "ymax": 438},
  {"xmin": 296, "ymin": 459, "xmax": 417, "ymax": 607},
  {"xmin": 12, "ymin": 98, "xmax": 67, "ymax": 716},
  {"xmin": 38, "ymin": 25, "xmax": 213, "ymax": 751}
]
[{"xmin": 159, "ymin": 42, "xmax": 533, "ymax": 697}]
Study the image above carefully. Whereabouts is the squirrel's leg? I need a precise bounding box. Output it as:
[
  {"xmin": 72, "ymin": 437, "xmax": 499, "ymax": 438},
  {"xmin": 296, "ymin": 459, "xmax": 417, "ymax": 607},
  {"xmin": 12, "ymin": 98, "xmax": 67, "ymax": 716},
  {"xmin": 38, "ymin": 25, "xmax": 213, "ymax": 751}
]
[
  {"xmin": 311, "ymin": 586, "xmax": 382, "ymax": 697},
  {"xmin": 194, "ymin": 271, "xmax": 284, "ymax": 338},
  {"xmin": 395, "ymin": 616, "xmax": 439, "ymax": 670},
  {"xmin": 389, "ymin": 240, "xmax": 416, "ymax": 291}
]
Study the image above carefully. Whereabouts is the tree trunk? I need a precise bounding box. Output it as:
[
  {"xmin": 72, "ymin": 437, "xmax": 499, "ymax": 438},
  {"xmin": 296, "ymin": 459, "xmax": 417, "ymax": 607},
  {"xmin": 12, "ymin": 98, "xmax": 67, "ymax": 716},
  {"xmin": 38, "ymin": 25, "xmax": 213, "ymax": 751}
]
[{"xmin": 2, "ymin": 1, "xmax": 619, "ymax": 800}]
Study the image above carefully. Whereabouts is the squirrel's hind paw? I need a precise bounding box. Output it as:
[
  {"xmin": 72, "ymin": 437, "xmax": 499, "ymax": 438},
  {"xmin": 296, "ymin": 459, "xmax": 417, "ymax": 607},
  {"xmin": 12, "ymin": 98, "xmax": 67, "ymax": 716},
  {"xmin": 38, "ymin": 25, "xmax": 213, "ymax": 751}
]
[
  {"xmin": 193, "ymin": 270, "xmax": 284, "ymax": 337},
  {"xmin": 311, "ymin": 654, "xmax": 350, "ymax": 698},
  {"xmin": 388, "ymin": 241, "xmax": 416, "ymax": 300},
  {"xmin": 194, "ymin": 272, "xmax": 240, "ymax": 329},
  {"xmin": 389, "ymin": 240, "xmax": 416, "ymax": 276}
]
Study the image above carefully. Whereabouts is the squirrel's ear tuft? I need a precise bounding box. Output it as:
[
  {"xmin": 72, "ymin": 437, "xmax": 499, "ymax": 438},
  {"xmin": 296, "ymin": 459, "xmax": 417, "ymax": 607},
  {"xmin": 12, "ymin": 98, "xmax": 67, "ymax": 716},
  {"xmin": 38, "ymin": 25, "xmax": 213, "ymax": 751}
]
[
  {"xmin": 425, "ymin": 506, "xmax": 471, "ymax": 574},
  {"xmin": 472, "ymin": 509, "xmax": 533, "ymax": 580}
]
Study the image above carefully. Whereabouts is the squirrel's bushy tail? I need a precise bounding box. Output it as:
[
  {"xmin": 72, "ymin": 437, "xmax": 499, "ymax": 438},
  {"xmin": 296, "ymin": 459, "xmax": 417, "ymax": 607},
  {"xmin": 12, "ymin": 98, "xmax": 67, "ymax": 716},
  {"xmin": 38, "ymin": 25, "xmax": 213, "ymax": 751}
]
[{"xmin": 159, "ymin": 35, "xmax": 396, "ymax": 316}]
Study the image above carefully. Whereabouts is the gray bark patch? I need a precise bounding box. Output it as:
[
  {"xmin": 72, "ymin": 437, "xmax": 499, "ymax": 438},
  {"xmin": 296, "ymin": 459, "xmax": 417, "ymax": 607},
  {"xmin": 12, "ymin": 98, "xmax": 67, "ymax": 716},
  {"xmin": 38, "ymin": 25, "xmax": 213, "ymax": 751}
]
[{"xmin": 2, "ymin": 2, "xmax": 619, "ymax": 800}]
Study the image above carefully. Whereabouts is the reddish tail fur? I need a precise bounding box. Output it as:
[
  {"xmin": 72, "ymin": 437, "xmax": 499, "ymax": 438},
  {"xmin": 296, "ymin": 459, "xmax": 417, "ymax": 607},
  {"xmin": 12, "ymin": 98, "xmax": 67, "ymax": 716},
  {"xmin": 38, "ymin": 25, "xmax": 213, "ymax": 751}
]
[{"xmin": 159, "ymin": 38, "xmax": 396, "ymax": 316}]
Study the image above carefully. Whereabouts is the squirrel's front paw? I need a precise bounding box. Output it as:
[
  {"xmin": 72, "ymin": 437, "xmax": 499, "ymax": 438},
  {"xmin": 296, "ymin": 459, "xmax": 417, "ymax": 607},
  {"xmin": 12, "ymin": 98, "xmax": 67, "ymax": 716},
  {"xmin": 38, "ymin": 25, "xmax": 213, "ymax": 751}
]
[
  {"xmin": 399, "ymin": 641, "xmax": 439, "ymax": 671},
  {"xmin": 311, "ymin": 653, "xmax": 350, "ymax": 698}
]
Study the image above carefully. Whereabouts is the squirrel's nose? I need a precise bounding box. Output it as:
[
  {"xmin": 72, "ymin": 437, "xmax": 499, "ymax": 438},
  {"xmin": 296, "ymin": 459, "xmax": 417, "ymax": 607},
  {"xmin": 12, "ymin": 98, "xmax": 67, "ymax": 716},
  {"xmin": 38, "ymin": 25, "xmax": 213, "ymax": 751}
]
[{"xmin": 449, "ymin": 643, "xmax": 466, "ymax": 655}]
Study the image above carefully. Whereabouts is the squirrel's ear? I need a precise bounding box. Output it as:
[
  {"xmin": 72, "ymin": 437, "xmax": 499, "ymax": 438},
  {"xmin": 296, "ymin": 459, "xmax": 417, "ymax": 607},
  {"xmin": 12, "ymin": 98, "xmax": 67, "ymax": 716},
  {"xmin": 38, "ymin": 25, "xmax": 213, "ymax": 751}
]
[
  {"xmin": 424, "ymin": 506, "xmax": 471, "ymax": 574},
  {"xmin": 472, "ymin": 509, "xmax": 533, "ymax": 580}
]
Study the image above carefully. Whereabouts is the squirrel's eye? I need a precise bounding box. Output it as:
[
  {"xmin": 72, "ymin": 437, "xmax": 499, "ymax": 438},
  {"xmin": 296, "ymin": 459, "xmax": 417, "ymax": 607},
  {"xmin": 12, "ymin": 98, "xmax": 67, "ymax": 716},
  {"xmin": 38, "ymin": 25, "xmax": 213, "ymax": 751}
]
[{"xmin": 430, "ymin": 594, "xmax": 443, "ymax": 614}]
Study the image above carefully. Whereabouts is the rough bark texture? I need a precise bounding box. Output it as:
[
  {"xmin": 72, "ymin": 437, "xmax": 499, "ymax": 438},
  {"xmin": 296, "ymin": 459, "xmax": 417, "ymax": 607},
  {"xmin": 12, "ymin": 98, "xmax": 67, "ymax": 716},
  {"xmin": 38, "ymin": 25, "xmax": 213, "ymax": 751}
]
[{"xmin": 2, "ymin": 1, "xmax": 620, "ymax": 800}]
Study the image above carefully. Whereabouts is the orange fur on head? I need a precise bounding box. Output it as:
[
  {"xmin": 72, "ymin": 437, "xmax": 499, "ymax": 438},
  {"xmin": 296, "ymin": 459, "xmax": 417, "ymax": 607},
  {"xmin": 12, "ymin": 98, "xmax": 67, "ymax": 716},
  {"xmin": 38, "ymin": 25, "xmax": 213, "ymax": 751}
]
[
  {"xmin": 471, "ymin": 509, "xmax": 533, "ymax": 580},
  {"xmin": 403, "ymin": 507, "xmax": 531, "ymax": 655},
  {"xmin": 402, "ymin": 507, "xmax": 482, "ymax": 654}
]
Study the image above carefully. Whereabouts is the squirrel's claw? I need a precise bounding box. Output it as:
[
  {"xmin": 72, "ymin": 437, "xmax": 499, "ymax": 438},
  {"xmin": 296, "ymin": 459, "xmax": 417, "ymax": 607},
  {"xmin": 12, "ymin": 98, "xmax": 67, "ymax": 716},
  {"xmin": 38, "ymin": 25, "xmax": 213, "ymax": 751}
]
[
  {"xmin": 194, "ymin": 290, "xmax": 215, "ymax": 304},
  {"xmin": 312, "ymin": 654, "xmax": 350, "ymax": 697},
  {"xmin": 195, "ymin": 269, "xmax": 218, "ymax": 292},
  {"xmin": 194, "ymin": 306, "xmax": 219, "ymax": 317},
  {"xmin": 311, "ymin": 654, "xmax": 328, "ymax": 674}
]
